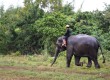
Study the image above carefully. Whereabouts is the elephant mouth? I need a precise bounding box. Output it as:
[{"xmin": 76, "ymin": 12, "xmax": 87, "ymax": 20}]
[{"xmin": 61, "ymin": 46, "xmax": 66, "ymax": 51}]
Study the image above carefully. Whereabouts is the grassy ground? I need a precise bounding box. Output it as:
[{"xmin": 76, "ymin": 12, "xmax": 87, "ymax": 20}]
[{"xmin": 0, "ymin": 54, "xmax": 110, "ymax": 80}]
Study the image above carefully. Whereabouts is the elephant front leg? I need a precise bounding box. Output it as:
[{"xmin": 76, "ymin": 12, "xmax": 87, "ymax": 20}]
[
  {"xmin": 66, "ymin": 47, "xmax": 73, "ymax": 67},
  {"xmin": 74, "ymin": 56, "xmax": 83, "ymax": 66},
  {"xmin": 86, "ymin": 57, "xmax": 92, "ymax": 68}
]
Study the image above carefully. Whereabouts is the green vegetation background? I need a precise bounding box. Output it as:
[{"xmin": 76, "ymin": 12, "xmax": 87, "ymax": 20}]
[{"xmin": 0, "ymin": 0, "xmax": 110, "ymax": 58}]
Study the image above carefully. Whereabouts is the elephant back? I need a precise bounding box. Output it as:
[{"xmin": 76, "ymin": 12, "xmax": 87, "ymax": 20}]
[{"xmin": 68, "ymin": 34, "xmax": 99, "ymax": 48}]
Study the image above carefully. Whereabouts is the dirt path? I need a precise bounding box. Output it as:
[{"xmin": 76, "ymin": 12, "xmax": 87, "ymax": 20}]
[{"xmin": 0, "ymin": 65, "xmax": 110, "ymax": 80}]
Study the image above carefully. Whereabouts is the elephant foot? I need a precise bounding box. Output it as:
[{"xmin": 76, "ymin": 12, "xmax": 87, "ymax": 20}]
[
  {"xmin": 86, "ymin": 63, "xmax": 92, "ymax": 68},
  {"xmin": 66, "ymin": 66, "xmax": 70, "ymax": 68},
  {"xmin": 95, "ymin": 65, "xmax": 100, "ymax": 69},
  {"xmin": 66, "ymin": 64, "xmax": 70, "ymax": 68},
  {"xmin": 75, "ymin": 62, "xmax": 83, "ymax": 66},
  {"xmin": 86, "ymin": 65, "xmax": 91, "ymax": 68}
]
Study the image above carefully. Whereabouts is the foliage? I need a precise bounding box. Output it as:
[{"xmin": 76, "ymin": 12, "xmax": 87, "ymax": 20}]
[
  {"xmin": 34, "ymin": 0, "xmax": 63, "ymax": 12},
  {"xmin": 34, "ymin": 12, "xmax": 68, "ymax": 54},
  {"xmin": 0, "ymin": 0, "xmax": 110, "ymax": 55}
]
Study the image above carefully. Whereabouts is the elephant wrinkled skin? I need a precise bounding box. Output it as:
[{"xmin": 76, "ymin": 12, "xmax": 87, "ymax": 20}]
[{"xmin": 51, "ymin": 34, "xmax": 105, "ymax": 68}]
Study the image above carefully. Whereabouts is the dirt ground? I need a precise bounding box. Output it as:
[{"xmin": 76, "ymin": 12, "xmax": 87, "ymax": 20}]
[{"xmin": 0, "ymin": 65, "xmax": 110, "ymax": 80}]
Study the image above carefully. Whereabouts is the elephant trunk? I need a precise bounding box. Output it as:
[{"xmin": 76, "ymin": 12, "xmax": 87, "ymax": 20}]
[{"xmin": 51, "ymin": 47, "xmax": 60, "ymax": 66}]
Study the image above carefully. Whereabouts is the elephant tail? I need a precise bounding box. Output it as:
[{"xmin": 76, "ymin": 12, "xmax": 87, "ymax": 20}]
[{"xmin": 99, "ymin": 44, "xmax": 105, "ymax": 63}]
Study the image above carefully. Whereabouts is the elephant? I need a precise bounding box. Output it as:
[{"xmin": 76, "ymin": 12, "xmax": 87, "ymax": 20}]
[{"xmin": 51, "ymin": 34, "xmax": 105, "ymax": 68}]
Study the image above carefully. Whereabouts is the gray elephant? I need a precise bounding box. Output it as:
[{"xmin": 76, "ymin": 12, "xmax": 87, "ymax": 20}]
[{"xmin": 51, "ymin": 34, "xmax": 105, "ymax": 68}]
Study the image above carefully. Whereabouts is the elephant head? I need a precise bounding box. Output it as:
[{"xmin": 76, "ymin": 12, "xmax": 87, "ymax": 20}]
[{"xmin": 51, "ymin": 36, "xmax": 66, "ymax": 66}]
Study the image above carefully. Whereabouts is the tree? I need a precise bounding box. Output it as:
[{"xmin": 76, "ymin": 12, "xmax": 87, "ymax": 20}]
[
  {"xmin": 60, "ymin": 3, "xmax": 74, "ymax": 15},
  {"xmin": 0, "ymin": 5, "xmax": 4, "ymax": 18},
  {"xmin": 33, "ymin": 12, "xmax": 68, "ymax": 54},
  {"xmin": 35, "ymin": 0, "xmax": 63, "ymax": 12}
]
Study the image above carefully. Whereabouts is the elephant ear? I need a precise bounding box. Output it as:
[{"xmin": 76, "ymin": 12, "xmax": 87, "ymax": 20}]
[{"xmin": 57, "ymin": 36, "xmax": 63, "ymax": 44}]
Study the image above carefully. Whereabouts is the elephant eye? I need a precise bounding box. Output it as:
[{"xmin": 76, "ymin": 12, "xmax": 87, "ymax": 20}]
[{"xmin": 58, "ymin": 40, "xmax": 62, "ymax": 43}]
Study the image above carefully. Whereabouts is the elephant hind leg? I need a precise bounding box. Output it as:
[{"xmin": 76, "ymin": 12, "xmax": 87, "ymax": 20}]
[
  {"xmin": 91, "ymin": 57, "xmax": 100, "ymax": 68},
  {"xmin": 74, "ymin": 56, "xmax": 83, "ymax": 66},
  {"xmin": 89, "ymin": 51, "xmax": 100, "ymax": 68},
  {"xmin": 86, "ymin": 57, "xmax": 92, "ymax": 68}
]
